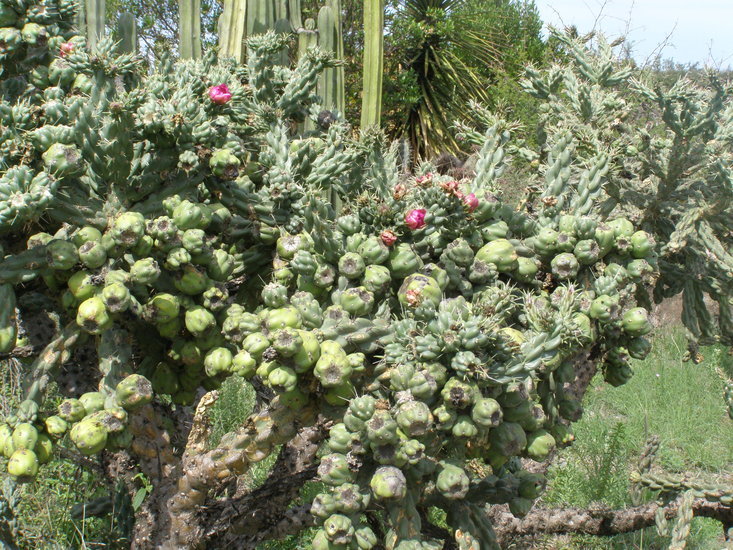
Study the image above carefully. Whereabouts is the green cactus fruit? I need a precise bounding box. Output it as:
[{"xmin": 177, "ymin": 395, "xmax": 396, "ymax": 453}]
[
  {"xmin": 77, "ymin": 240, "xmax": 107, "ymax": 269},
  {"xmin": 518, "ymin": 471, "xmax": 547, "ymax": 499},
  {"xmin": 111, "ymin": 212, "xmax": 146, "ymax": 247},
  {"xmin": 267, "ymin": 366, "xmax": 298, "ymax": 393},
  {"xmin": 574, "ymin": 239, "xmax": 601, "ymax": 265},
  {"xmin": 265, "ymin": 307, "xmax": 302, "ymax": 331},
  {"xmin": 369, "ymin": 466, "xmax": 407, "ymax": 500},
  {"xmin": 491, "ymin": 422, "xmax": 527, "ymax": 456},
  {"xmin": 471, "ymin": 397, "xmax": 503, "ymax": 427},
  {"xmin": 627, "ymin": 336, "xmax": 652, "ymax": 360},
  {"xmin": 323, "ymin": 514, "xmax": 354, "ymax": 545},
  {"xmin": 608, "ymin": 217, "xmax": 634, "ymax": 238},
  {"xmin": 11, "ymin": 423, "xmax": 38, "ymax": 451},
  {"xmin": 262, "ymin": 282, "xmax": 289, "ymax": 309},
  {"xmin": 184, "ymin": 306, "xmax": 216, "ymax": 338},
  {"xmin": 42, "ymin": 143, "xmax": 81, "ymax": 177},
  {"xmin": 174, "ymin": 265, "xmax": 210, "ymax": 295},
  {"xmin": 128, "ymin": 258, "xmax": 159, "ymax": 285},
  {"xmin": 313, "ymin": 263, "xmax": 337, "ymax": 288},
  {"xmin": 348, "ymin": 395, "xmax": 376, "ymax": 422},
  {"xmin": 533, "ymin": 227, "xmax": 559, "ymax": 256},
  {"xmin": 571, "ymin": 312, "xmax": 594, "ymax": 343},
  {"xmin": 327, "ymin": 423, "xmax": 356, "ymax": 454},
  {"xmin": 58, "ymin": 399, "xmax": 86, "ymax": 422},
  {"xmin": 594, "ymin": 223, "xmax": 615, "ymax": 255},
  {"xmin": 395, "ymin": 400, "xmax": 433, "ymax": 437},
  {"xmin": 550, "ymin": 252, "xmax": 580, "ymax": 280},
  {"xmin": 181, "ymin": 229, "xmax": 206, "ymax": 254},
  {"xmin": 269, "ymin": 327, "xmax": 302, "ymax": 358},
  {"xmin": 452, "ymin": 415, "xmax": 479, "ymax": 438},
  {"xmin": 206, "ymin": 249, "xmax": 235, "ymax": 281},
  {"xmin": 7, "ymin": 449, "xmax": 39, "ymax": 479},
  {"xmin": 508, "ymin": 497, "xmax": 533, "ymax": 518},
  {"xmin": 47, "ymin": 239, "xmax": 78, "ymax": 270},
  {"xmin": 441, "ymin": 378, "xmax": 476, "ymax": 409},
  {"xmin": 76, "ymin": 296, "xmax": 112, "ymax": 334},
  {"xmin": 70, "ymin": 419, "xmax": 108, "ymax": 455},
  {"xmin": 626, "ymin": 259, "xmax": 653, "ymax": 282},
  {"xmin": 339, "ymin": 286, "xmax": 375, "ymax": 316},
  {"xmin": 337, "ymin": 252, "xmax": 366, "ymax": 280},
  {"xmin": 388, "ymin": 244, "xmax": 423, "ymax": 279},
  {"xmin": 318, "ymin": 453, "xmax": 355, "ymax": 486},
  {"xmin": 366, "ymin": 410, "xmax": 399, "ymax": 445},
  {"xmin": 630, "ymin": 230, "xmax": 654, "ymax": 258},
  {"xmin": 209, "ymin": 148, "xmax": 241, "ymax": 179},
  {"xmin": 115, "ymin": 374, "xmax": 153, "ymax": 410},
  {"xmin": 292, "ymin": 331, "xmax": 321, "ymax": 372},
  {"xmin": 171, "ymin": 200, "xmax": 203, "ymax": 230},
  {"xmin": 34, "ymin": 434, "xmax": 53, "ymax": 464},
  {"xmin": 100, "ymin": 282, "xmax": 130, "ymax": 313},
  {"xmin": 357, "ymin": 236, "xmax": 390, "ymax": 265},
  {"xmin": 157, "ymin": 316, "xmax": 182, "ymax": 339},
  {"xmin": 554, "ymin": 231, "xmax": 577, "ymax": 253},
  {"xmin": 79, "ymin": 392, "xmax": 105, "ymax": 414},
  {"xmin": 574, "ymin": 216, "xmax": 597, "ymax": 239},
  {"xmin": 132, "ymin": 235, "xmax": 154, "ymax": 257},
  {"xmin": 276, "ymin": 233, "xmax": 310, "ymax": 260},
  {"xmin": 73, "ymin": 226, "xmax": 103, "ymax": 247},
  {"xmin": 513, "ymin": 257, "xmax": 538, "ymax": 283},
  {"xmin": 445, "ymin": 238, "xmax": 475, "ymax": 267},
  {"xmin": 476, "ymin": 239, "xmax": 518, "ymax": 272},
  {"xmin": 203, "ymin": 347, "xmax": 233, "ymax": 377},
  {"xmin": 362, "ymin": 264, "xmax": 392, "ymax": 295},
  {"xmin": 44, "ymin": 416, "xmax": 68, "ymax": 438},
  {"xmin": 242, "ymin": 332, "xmax": 271, "ymax": 360},
  {"xmin": 311, "ymin": 493, "xmax": 339, "ymax": 519},
  {"xmin": 314, "ymin": 342, "xmax": 352, "ymax": 387},
  {"xmin": 589, "ymin": 294, "xmax": 619, "ymax": 322},
  {"xmin": 436, "ymin": 462, "xmax": 470, "ymax": 499},
  {"xmin": 312, "ymin": 529, "xmax": 345, "ymax": 550},
  {"xmin": 397, "ymin": 274, "xmax": 442, "ymax": 309},
  {"xmin": 165, "ymin": 247, "xmax": 192, "ymax": 270},
  {"xmin": 525, "ymin": 429, "xmax": 556, "ymax": 460},
  {"xmin": 67, "ymin": 271, "xmax": 97, "ymax": 301},
  {"xmin": 622, "ymin": 307, "xmax": 651, "ymax": 336}
]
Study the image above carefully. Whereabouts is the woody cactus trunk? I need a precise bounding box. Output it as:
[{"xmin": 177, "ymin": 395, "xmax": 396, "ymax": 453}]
[{"xmin": 0, "ymin": 2, "xmax": 731, "ymax": 549}]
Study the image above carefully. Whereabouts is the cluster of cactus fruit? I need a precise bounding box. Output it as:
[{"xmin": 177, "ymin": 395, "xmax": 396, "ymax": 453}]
[{"xmin": 0, "ymin": 2, "xmax": 730, "ymax": 546}]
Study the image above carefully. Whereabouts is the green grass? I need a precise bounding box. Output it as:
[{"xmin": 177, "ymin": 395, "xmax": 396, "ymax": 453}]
[{"xmin": 540, "ymin": 330, "xmax": 733, "ymax": 549}]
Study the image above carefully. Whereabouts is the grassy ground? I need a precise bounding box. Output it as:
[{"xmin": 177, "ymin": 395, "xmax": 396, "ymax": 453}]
[
  {"xmin": 3, "ymin": 330, "xmax": 731, "ymax": 548},
  {"xmin": 538, "ymin": 331, "xmax": 733, "ymax": 549}
]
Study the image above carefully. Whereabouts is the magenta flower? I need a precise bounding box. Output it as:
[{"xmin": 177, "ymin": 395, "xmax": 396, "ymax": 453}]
[
  {"xmin": 380, "ymin": 230, "xmax": 397, "ymax": 246},
  {"xmin": 463, "ymin": 193, "xmax": 479, "ymax": 212},
  {"xmin": 405, "ymin": 208, "xmax": 427, "ymax": 230},
  {"xmin": 59, "ymin": 42, "xmax": 74, "ymax": 57},
  {"xmin": 208, "ymin": 84, "xmax": 232, "ymax": 105}
]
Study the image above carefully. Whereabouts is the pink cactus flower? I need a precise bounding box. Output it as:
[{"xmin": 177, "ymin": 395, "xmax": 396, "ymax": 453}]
[
  {"xmin": 405, "ymin": 208, "xmax": 427, "ymax": 230},
  {"xmin": 415, "ymin": 173, "xmax": 434, "ymax": 185},
  {"xmin": 463, "ymin": 193, "xmax": 479, "ymax": 212},
  {"xmin": 380, "ymin": 230, "xmax": 397, "ymax": 246},
  {"xmin": 59, "ymin": 42, "xmax": 74, "ymax": 57},
  {"xmin": 208, "ymin": 84, "xmax": 232, "ymax": 105}
]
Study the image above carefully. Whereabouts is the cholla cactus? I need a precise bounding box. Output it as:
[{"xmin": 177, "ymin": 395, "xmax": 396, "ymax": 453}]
[{"xmin": 0, "ymin": 8, "xmax": 729, "ymax": 550}]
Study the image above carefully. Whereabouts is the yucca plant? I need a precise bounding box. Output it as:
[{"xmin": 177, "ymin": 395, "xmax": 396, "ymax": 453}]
[{"xmin": 385, "ymin": 0, "xmax": 505, "ymax": 159}]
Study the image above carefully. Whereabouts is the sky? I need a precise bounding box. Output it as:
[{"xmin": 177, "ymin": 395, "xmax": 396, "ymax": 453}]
[{"xmin": 534, "ymin": 0, "xmax": 733, "ymax": 68}]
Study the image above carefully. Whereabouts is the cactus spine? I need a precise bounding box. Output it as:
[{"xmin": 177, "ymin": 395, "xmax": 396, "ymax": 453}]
[
  {"xmin": 361, "ymin": 0, "xmax": 383, "ymax": 127},
  {"xmin": 117, "ymin": 12, "xmax": 137, "ymax": 54},
  {"xmin": 317, "ymin": 0, "xmax": 344, "ymax": 113},
  {"xmin": 179, "ymin": 0, "xmax": 202, "ymax": 59}
]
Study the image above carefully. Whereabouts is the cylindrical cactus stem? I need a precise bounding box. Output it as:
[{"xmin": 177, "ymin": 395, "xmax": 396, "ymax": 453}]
[
  {"xmin": 247, "ymin": 0, "xmax": 276, "ymax": 37},
  {"xmin": 179, "ymin": 0, "xmax": 202, "ymax": 59},
  {"xmin": 361, "ymin": 0, "xmax": 383, "ymax": 127},
  {"xmin": 75, "ymin": 0, "xmax": 87, "ymax": 37},
  {"xmin": 164, "ymin": 398, "xmax": 317, "ymax": 546},
  {"xmin": 24, "ymin": 323, "xmax": 82, "ymax": 406},
  {"xmin": 288, "ymin": 0, "xmax": 302, "ymax": 31},
  {"xmin": 97, "ymin": 328, "xmax": 133, "ymax": 394},
  {"xmin": 326, "ymin": 0, "xmax": 344, "ymax": 110},
  {"xmin": 0, "ymin": 247, "xmax": 48, "ymax": 285},
  {"xmin": 219, "ymin": 0, "xmax": 247, "ymax": 62},
  {"xmin": 117, "ymin": 12, "xmax": 137, "ymax": 53},
  {"xmin": 316, "ymin": 4, "xmax": 344, "ymax": 114},
  {"xmin": 85, "ymin": 0, "xmax": 105, "ymax": 51},
  {"xmin": 274, "ymin": 18, "xmax": 291, "ymax": 66}
]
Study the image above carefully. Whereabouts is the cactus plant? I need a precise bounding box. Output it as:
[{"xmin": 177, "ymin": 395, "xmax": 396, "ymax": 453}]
[
  {"xmin": 179, "ymin": 0, "xmax": 202, "ymax": 59},
  {"xmin": 361, "ymin": 0, "xmax": 383, "ymax": 127}
]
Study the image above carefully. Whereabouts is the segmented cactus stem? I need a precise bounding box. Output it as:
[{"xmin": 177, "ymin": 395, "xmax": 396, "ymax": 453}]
[{"xmin": 360, "ymin": 0, "xmax": 383, "ymax": 127}]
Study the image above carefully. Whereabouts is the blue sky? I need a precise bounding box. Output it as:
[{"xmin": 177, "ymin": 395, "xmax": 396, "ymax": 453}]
[{"xmin": 534, "ymin": 0, "xmax": 733, "ymax": 68}]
